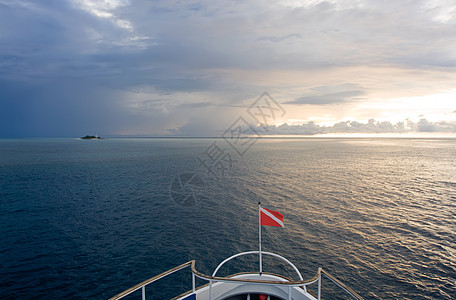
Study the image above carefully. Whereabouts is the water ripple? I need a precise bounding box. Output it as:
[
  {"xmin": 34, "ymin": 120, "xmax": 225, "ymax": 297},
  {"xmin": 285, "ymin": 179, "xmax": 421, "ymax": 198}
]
[{"xmin": 1, "ymin": 138, "xmax": 455, "ymax": 299}]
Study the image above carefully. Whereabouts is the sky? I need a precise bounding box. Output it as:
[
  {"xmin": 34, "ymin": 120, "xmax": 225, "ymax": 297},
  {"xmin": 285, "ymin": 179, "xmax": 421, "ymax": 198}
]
[{"xmin": 0, "ymin": 0, "xmax": 455, "ymax": 138}]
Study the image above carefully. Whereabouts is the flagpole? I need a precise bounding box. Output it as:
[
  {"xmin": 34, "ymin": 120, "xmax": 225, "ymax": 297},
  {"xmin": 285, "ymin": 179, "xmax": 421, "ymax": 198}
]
[{"xmin": 258, "ymin": 202, "xmax": 262, "ymax": 275}]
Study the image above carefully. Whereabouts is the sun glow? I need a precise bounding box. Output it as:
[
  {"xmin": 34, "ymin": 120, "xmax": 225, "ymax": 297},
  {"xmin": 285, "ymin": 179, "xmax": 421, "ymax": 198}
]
[
  {"xmin": 280, "ymin": 89, "xmax": 456, "ymax": 127},
  {"xmin": 354, "ymin": 89, "xmax": 456, "ymax": 123}
]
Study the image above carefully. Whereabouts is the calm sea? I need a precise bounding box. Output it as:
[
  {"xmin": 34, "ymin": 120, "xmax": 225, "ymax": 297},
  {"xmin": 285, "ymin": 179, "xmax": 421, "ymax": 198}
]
[{"xmin": 0, "ymin": 138, "xmax": 455, "ymax": 299}]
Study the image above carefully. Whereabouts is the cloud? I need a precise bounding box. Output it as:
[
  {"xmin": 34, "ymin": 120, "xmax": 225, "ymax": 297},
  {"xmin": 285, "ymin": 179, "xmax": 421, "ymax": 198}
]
[
  {"xmin": 179, "ymin": 102, "xmax": 212, "ymax": 109},
  {"xmin": 413, "ymin": 119, "xmax": 456, "ymax": 133},
  {"xmin": 1, "ymin": 1, "xmax": 456, "ymax": 137},
  {"xmin": 286, "ymin": 89, "xmax": 365, "ymax": 105},
  {"xmin": 4, "ymin": 0, "xmax": 456, "ymax": 78},
  {"xmin": 255, "ymin": 118, "xmax": 456, "ymax": 135}
]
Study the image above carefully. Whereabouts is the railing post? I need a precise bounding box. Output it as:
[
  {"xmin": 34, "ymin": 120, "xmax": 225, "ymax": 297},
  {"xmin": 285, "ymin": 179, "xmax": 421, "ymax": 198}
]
[
  {"xmin": 192, "ymin": 272, "xmax": 196, "ymax": 293},
  {"xmin": 288, "ymin": 285, "xmax": 291, "ymax": 300},
  {"xmin": 209, "ymin": 280, "xmax": 212, "ymax": 300},
  {"xmin": 318, "ymin": 272, "xmax": 321, "ymax": 300},
  {"xmin": 141, "ymin": 285, "xmax": 145, "ymax": 300}
]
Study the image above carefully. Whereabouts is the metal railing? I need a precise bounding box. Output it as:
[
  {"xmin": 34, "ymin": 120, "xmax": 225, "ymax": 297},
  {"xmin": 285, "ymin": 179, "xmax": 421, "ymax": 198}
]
[
  {"xmin": 109, "ymin": 253, "xmax": 364, "ymax": 300},
  {"xmin": 212, "ymin": 251, "xmax": 304, "ymax": 281},
  {"xmin": 108, "ymin": 261, "xmax": 194, "ymax": 300}
]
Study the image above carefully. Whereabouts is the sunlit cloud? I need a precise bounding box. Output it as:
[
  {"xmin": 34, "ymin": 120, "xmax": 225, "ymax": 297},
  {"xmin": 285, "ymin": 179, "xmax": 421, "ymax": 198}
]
[
  {"xmin": 72, "ymin": 0, "xmax": 129, "ymax": 21},
  {"xmin": 255, "ymin": 118, "xmax": 456, "ymax": 136},
  {"xmin": 71, "ymin": 0, "xmax": 153, "ymax": 50},
  {"xmin": 422, "ymin": 0, "xmax": 456, "ymax": 23}
]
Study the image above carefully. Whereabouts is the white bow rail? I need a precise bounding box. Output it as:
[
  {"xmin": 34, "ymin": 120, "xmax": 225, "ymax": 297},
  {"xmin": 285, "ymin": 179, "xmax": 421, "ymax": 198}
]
[{"xmin": 109, "ymin": 251, "xmax": 364, "ymax": 300}]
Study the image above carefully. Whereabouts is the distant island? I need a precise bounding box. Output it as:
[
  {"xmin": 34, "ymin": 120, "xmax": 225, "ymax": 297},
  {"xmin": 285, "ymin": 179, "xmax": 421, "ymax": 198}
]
[{"xmin": 80, "ymin": 135, "xmax": 103, "ymax": 140}]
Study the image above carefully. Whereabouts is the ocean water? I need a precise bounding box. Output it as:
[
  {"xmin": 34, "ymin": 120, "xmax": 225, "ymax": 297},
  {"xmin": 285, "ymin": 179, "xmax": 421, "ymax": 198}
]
[{"xmin": 0, "ymin": 137, "xmax": 455, "ymax": 299}]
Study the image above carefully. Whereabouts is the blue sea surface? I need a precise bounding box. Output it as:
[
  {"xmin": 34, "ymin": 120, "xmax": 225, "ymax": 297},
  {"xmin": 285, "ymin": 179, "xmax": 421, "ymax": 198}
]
[{"xmin": 0, "ymin": 137, "xmax": 455, "ymax": 299}]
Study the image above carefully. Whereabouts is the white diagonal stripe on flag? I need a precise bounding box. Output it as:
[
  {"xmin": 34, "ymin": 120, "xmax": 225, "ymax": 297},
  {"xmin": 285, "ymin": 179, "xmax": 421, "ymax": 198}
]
[{"xmin": 260, "ymin": 207, "xmax": 284, "ymax": 227}]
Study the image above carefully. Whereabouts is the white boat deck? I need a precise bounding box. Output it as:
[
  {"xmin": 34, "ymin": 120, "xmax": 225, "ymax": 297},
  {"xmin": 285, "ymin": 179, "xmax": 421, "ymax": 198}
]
[{"xmin": 175, "ymin": 273, "xmax": 317, "ymax": 300}]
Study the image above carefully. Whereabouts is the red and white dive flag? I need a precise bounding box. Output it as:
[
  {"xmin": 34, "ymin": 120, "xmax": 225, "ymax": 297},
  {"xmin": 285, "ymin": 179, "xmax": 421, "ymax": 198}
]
[{"xmin": 260, "ymin": 207, "xmax": 284, "ymax": 227}]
